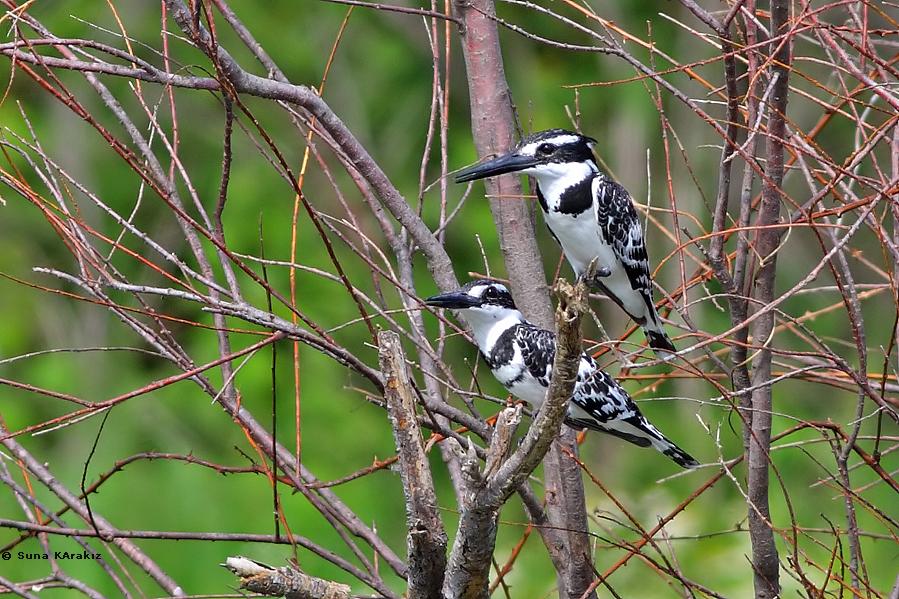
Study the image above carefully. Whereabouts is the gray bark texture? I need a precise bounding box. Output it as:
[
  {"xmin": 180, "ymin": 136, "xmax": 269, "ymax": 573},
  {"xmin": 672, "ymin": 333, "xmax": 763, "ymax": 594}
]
[
  {"xmin": 452, "ymin": 0, "xmax": 552, "ymax": 328},
  {"xmin": 746, "ymin": 1, "xmax": 791, "ymax": 596},
  {"xmin": 224, "ymin": 557, "xmax": 351, "ymax": 599},
  {"xmin": 442, "ymin": 280, "xmax": 590, "ymax": 599},
  {"xmin": 453, "ymin": 2, "xmax": 595, "ymax": 596},
  {"xmin": 378, "ymin": 331, "xmax": 448, "ymax": 598}
]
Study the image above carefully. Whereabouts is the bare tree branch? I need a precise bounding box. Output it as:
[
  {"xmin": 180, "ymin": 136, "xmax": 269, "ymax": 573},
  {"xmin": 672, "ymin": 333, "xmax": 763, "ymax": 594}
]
[
  {"xmin": 453, "ymin": 0, "xmax": 552, "ymax": 326},
  {"xmin": 2, "ymin": 1, "xmax": 896, "ymax": 597},
  {"xmin": 223, "ymin": 556, "xmax": 351, "ymax": 599},
  {"xmin": 0, "ymin": 429, "xmax": 185, "ymax": 596},
  {"xmin": 746, "ymin": 1, "xmax": 792, "ymax": 596},
  {"xmin": 378, "ymin": 331, "xmax": 448, "ymax": 599},
  {"xmin": 453, "ymin": 2, "xmax": 595, "ymax": 593},
  {"xmin": 442, "ymin": 278, "xmax": 588, "ymax": 598}
]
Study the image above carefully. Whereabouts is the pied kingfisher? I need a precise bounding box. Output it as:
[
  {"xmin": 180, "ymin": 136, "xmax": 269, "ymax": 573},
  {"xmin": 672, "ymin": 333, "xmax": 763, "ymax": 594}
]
[
  {"xmin": 456, "ymin": 129, "xmax": 676, "ymax": 356},
  {"xmin": 426, "ymin": 280, "xmax": 697, "ymax": 468}
]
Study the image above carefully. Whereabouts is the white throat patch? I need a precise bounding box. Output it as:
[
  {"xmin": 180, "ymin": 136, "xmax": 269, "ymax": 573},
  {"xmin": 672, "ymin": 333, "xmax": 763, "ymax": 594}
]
[{"xmin": 461, "ymin": 307, "xmax": 522, "ymax": 354}]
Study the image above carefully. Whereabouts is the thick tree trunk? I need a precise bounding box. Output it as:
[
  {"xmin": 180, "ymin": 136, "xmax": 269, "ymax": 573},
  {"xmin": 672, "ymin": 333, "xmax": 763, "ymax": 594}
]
[{"xmin": 453, "ymin": 2, "xmax": 595, "ymax": 596}]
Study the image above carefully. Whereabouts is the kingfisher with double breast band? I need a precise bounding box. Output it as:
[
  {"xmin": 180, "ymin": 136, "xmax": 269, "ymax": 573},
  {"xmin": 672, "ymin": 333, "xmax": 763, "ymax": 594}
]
[
  {"xmin": 455, "ymin": 129, "xmax": 676, "ymax": 357},
  {"xmin": 425, "ymin": 279, "xmax": 697, "ymax": 468}
]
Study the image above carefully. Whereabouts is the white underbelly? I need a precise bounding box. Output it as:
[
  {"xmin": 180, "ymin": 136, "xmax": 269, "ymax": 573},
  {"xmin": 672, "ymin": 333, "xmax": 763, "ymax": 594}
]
[
  {"xmin": 545, "ymin": 212, "xmax": 645, "ymax": 317},
  {"xmin": 546, "ymin": 211, "xmax": 600, "ymax": 275},
  {"xmin": 505, "ymin": 375, "xmax": 548, "ymax": 407}
]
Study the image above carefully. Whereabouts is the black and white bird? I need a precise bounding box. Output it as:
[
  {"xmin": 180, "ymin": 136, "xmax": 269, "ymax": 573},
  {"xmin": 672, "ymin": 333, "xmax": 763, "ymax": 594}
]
[
  {"xmin": 425, "ymin": 279, "xmax": 697, "ymax": 468},
  {"xmin": 456, "ymin": 129, "xmax": 676, "ymax": 356}
]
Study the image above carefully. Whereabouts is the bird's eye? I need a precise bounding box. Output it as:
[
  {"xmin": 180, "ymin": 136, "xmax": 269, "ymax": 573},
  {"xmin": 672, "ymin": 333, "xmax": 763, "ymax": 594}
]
[
  {"xmin": 537, "ymin": 143, "xmax": 556, "ymax": 155},
  {"xmin": 483, "ymin": 287, "xmax": 498, "ymax": 300}
]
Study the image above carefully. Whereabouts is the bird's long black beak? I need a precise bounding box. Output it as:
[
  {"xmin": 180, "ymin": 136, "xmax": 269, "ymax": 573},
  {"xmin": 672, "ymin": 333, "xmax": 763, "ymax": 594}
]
[
  {"xmin": 455, "ymin": 152, "xmax": 539, "ymax": 183},
  {"xmin": 424, "ymin": 291, "xmax": 481, "ymax": 310}
]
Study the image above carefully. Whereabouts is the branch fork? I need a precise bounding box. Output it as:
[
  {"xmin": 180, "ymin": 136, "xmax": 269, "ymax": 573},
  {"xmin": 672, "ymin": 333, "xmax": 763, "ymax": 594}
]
[{"xmin": 441, "ymin": 277, "xmax": 589, "ymax": 598}]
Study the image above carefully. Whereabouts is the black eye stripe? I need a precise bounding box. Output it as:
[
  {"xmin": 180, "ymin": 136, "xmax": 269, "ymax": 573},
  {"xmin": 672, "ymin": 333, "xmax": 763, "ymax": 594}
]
[{"xmin": 460, "ymin": 279, "xmax": 515, "ymax": 309}]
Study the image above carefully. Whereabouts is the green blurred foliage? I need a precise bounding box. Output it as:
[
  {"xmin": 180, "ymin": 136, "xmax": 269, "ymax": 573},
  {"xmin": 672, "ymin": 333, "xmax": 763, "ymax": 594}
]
[{"xmin": 0, "ymin": 1, "xmax": 895, "ymax": 597}]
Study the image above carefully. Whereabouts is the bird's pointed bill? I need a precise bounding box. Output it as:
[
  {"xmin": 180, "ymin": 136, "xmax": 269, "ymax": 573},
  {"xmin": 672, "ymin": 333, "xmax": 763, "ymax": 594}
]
[
  {"xmin": 455, "ymin": 153, "xmax": 539, "ymax": 183},
  {"xmin": 424, "ymin": 291, "xmax": 481, "ymax": 309}
]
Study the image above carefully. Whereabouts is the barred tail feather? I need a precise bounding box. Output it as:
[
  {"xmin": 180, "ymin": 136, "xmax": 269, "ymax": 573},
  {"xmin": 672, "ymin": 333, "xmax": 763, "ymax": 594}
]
[
  {"xmin": 586, "ymin": 416, "xmax": 698, "ymax": 469},
  {"xmin": 652, "ymin": 437, "xmax": 699, "ymax": 469},
  {"xmin": 643, "ymin": 307, "xmax": 676, "ymax": 358},
  {"xmin": 646, "ymin": 329, "xmax": 676, "ymax": 358},
  {"xmin": 618, "ymin": 415, "xmax": 698, "ymax": 469}
]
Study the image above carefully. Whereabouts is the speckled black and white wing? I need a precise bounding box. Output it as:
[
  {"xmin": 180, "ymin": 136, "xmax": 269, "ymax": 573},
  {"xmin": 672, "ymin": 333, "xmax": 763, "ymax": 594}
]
[
  {"xmin": 569, "ymin": 357, "xmax": 636, "ymax": 423},
  {"xmin": 593, "ymin": 179, "xmax": 653, "ymax": 313},
  {"xmin": 567, "ymin": 355, "xmax": 698, "ymax": 468},
  {"xmin": 496, "ymin": 325, "xmax": 696, "ymax": 468},
  {"xmin": 592, "ymin": 177, "xmax": 676, "ymax": 354},
  {"xmin": 482, "ymin": 323, "xmax": 555, "ymax": 408},
  {"xmin": 514, "ymin": 324, "xmax": 556, "ymax": 388}
]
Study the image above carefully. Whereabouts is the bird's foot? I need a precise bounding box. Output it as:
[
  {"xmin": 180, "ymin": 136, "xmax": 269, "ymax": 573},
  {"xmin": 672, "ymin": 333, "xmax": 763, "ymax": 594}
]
[{"xmin": 578, "ymin": 259, "xmax": 612, "ymax": 290}]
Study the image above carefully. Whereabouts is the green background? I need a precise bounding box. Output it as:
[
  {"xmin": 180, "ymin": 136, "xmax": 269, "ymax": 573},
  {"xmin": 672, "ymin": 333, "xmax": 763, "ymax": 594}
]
[{"xmin": 0, "ymin": 1, "xmax": 896, "ymax": 597}]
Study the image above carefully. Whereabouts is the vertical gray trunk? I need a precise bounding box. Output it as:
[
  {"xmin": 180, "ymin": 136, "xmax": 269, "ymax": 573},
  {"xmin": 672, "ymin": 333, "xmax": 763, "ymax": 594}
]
[
  {"xmin": 453, "ymin": 3, "xmax": 595, "ymax": 596},
  {"xmin": 746, "ymin": 1, "xmax": 791, "ymax": 596}
]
